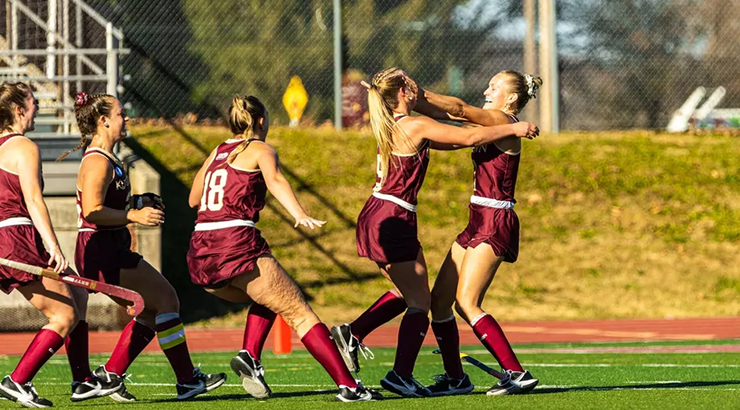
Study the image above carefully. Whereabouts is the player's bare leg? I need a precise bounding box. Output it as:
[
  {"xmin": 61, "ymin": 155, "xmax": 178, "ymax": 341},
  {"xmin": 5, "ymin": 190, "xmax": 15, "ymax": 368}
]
[
  {"xmin": 0, "ymin": 277, "xmax": 77, "ymax": 408},
  {"xmin": 455, "ymin": 243, "xmax": 537, "ymax": 396},
  {"xmin": 376, "ymin": 250, "xmax": 432, "ymax": 398},
  {"xmin": 229, "ymin": 256, "xmax": 375, "ymax": 402},
  {"xmin": 426, "ymin": 242, "xmax": 473, "ymax": 396}
]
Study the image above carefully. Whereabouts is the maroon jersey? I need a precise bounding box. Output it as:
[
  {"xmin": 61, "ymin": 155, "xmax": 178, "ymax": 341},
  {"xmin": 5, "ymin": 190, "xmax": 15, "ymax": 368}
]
[
  {"xmin": 194, "ymin": 140, "xmax": 267, "ymax": 224},
  {"xmin": 356, "ymin": 116, "xmax": 429, "ymax": 264},
  {"xmin": 0, "ymin": 134, "xmax": 51, "ymax": 293},
  {"xmin": 188, "ymin": 139, "xmax": 271, "ymax": 287},
  {"xmin": 372, "ymin": 117, "xmax": 430, "ymax": 205},
  {"xmin": 77, "ymin": 148, "xmax": 131, "ymax": 230},
  {"xmin": 455, "ymin": 115, "xmax": 522, "ymax": 263},
  {"xmin": 0, "ymin": 134, "xmax": 31, "ymax": 220},
  {"xmin": 471, "ymin": 116, "xmax": 521, "ymax": 202}
]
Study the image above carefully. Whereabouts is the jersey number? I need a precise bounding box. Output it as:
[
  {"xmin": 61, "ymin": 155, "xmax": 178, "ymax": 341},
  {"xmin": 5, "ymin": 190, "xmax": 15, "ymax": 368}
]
[{"xmin": 199, "ymin": 169, "xmax": 228, "ymax": 212}]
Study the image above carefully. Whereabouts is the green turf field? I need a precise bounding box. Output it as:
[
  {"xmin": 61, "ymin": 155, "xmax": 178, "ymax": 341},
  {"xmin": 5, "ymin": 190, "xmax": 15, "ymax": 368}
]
[{"xmin": 1, "ymin": 340, "xmax": 739, "ymax": 409}]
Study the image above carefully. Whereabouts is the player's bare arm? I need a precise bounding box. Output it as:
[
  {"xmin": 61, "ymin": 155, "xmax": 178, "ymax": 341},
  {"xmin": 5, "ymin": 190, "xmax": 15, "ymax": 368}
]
[
  {"xmin": 404, "ymin": 116, "xmax": 538, "ymax": 151},
  {"xmin": 256, "ymin": 145, "xmax": 326, "ymax": 230},
  {"xmin": 422, "ymin": 89, "xmax": 512, "ymax": 126},
  {"xmin": 189, "ymin": 148, "xmax": 218, "ymax": 208},
  {"xmin": 80, "ymin": 155, "xmax": 163, "ymax": 227},
  {"xmin": 14, "ymin": 137, "xmax": 67, "ymax": 272}
]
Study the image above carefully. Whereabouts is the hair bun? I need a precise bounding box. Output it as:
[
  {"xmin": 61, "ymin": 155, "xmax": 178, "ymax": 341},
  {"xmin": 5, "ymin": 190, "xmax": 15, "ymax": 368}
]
[{"xmin": 75, "ymin": 92, "xmax": 89, "ymax": 106}]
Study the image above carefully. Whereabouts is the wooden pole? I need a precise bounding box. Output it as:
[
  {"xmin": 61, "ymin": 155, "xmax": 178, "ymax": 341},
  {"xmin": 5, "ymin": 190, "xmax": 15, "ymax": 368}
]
[{"xmin": 523, "ymin": 0, "xmax": 538, "ymax": 123}]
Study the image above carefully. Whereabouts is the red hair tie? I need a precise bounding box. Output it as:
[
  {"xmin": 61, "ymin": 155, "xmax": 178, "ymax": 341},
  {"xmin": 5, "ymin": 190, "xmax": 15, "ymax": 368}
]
[{"xmin": 75, "ymin": 92, "xmax": 89, "ymax": 106}]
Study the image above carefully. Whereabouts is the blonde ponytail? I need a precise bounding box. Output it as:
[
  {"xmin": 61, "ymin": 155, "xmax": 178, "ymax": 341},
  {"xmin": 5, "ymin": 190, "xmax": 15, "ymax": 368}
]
[
  {"xmin": 226, "ymin": 95, "xmax": 266, "ymax": 164},
  {"xmin": 367, "ymin": 68, "xmax": 414, "ymax": 189}
]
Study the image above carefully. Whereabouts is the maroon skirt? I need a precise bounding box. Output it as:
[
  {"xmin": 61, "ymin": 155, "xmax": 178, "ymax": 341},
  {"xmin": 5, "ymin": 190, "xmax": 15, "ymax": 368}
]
[
  {"xmin": 0, "ymin": 225, "xmax": 50, "ymax": 294},
  {"xmin": 75, "ymin": 228, "xmax": 143, "ymax": 286},
  {"xmin": 356, "ymin": 196, "xmax": 421, "ymax": 264},
  {"xmin": 455, "ymin": 204, "xmax": 520, "ymax": 263},
  {"xmin": 187, "ymin": 225, "xmax": 272, "ymax": 288}
]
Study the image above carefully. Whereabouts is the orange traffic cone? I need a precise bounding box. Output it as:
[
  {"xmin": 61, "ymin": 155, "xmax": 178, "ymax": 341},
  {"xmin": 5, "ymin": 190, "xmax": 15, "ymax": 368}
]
[{"xmin": 273, "ymin": 315, "xmax": 292, "ymax": 354}]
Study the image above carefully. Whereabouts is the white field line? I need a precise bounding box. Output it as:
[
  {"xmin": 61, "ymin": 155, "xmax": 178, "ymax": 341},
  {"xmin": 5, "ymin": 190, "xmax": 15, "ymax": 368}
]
[
  {"xmin": 32, "ymin": 381, "xmax": 740, "ymax": 393},
  {"xmin": 459, "ymin": 348, "xmax": 740, "ymax": 355}
]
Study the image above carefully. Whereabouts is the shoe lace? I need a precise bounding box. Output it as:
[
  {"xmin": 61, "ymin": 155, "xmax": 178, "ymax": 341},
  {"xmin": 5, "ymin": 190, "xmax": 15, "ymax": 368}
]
[
  {"xmin": 22, "ymin": 382, "xmax": 39, "ymax": 399},
  {"xmin": 356, "ymin": 339, "xmax": 374, "ymax": 361},
  {"xmin": 432, "ymin": 374, "xmax": 448, "ymax": 384}
]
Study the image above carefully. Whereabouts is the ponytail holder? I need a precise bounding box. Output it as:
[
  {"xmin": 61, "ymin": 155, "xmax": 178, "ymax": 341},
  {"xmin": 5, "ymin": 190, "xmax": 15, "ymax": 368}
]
[
  {"xmin": 524, "ymin": 75, "xmax": 537, "ymax": 99},
  {"xmin": 75, "ymin": 92, "xmax": 89, "ymax": 106}
]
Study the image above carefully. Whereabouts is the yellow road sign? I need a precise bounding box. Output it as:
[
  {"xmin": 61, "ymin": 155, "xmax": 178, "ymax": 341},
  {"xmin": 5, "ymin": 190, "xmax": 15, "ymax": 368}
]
[{"xmin": 283, "ymin": 76, "xmax": 308, "ymax": 126}]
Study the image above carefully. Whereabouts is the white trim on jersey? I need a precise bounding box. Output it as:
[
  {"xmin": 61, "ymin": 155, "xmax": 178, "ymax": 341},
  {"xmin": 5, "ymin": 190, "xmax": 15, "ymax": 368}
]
[
  {"xmin": 470, "ymin": 195, "xmax": 515, "ymax": 210},
  {"xmin": 0, "ymin": 217, "xmax": 33, "ymax": 228},
  {"xmin": 227, "ymin": 162, "xmax": 261, "ymax": 173},
  {"xmin": 372, "ymin": 192, "xmax": 417, "ymax": 213},
  {"xmin": 194, "ymin": 219, "xmax": 256, "ymax": 231}
]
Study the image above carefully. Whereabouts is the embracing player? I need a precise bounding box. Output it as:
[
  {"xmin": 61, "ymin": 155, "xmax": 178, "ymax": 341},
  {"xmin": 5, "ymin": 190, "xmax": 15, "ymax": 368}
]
[
  {"xmin": 330, "ymin": 68, "xmax": 538, "ymax": 398},
  {"xmin": 61, "ymin": 92, "xmax": 226, "ymax": 402},
  {"xmin": 419, "ymin": 71, "xmax": 543, "ymax": 396}
]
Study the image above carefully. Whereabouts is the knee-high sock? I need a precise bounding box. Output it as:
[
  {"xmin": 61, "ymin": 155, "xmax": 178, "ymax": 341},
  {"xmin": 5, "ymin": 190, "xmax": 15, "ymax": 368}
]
[
  {"xmin": 242, "ymin": 304, "xmax": 276, "ymax": 360},
  {"xmin": 431, "ymin": 316, "xmax": 464, "ymax": 379},
  {"xmin": 349, "ymin": 291, "xmax": 407, "ymax": 341},
  {"xmin": 12, "ymin": 329, "xmax": 64, "ymax": 384},
  {"xmin": 106, "ymin": 319, "xmax": 156, "ymax": 376},
  {"xmin": 65, "ymin": 320, "xmax": 91, "ymax": 382},
  {"xmin": 393, "ymin": 311, "xmax": 429, "ymax": 378},
  {"xmin": 471, "ymin": 313, "xmax": 523, "ymax": 371},
  {"xmin": 155, "ymin": 313, "xmax": 195, "ymax": 384},
  {"xmin": 301, "ymin": 323, "xmax": 357, "ymax": 388}
]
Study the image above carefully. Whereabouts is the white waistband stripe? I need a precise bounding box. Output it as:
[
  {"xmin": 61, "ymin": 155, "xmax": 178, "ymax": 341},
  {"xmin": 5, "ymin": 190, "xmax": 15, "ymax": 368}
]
[
  {"xmin": 470, "ymin": 195, "xmax": 515, "ymax": 210},
  {"xmin": 0, "ymin": 217, "xmax": 33, "ymax": 228},
  {"xmin": 372, "ymin": 192, "xmax": 417, "ymax": 213},
  {"xmin": 194, "ymin": 219, "xmax": 256, "ymax": 231}
]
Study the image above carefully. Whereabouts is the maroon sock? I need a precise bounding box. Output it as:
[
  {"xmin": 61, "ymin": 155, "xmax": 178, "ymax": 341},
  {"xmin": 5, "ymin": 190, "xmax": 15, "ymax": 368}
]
[
  {"xmin": 431, "ymin": 316, "xmax": 464, "ymax": 379},
  {"xmin": 242, "ymin": 304, "xmax": 276, "ymax": 360},
  {"xmin": 393, "ymin": 311, "xmax": 429, "ymax": 378},
  {"xmin": 155, "ymin": 314, "xmax": 195, "ymax": 384},
  {"xmin": 471, "ymin": 314, "xmax": 523, "ymax": 371},
  {"xmin": 301, "ymin": 323, "xmax": 357, "ymax": 388},
  {"xmin": 350, "ymin": 291, "xmax": 407, "ymax": 341},
  {"xmin": 106, "ymin": 319, "xmax": 156, "ymax": 375},
  {"xmin": 12, "ymin": 328, "xmax": 64, "ymax": 384},
  {"xmin": 65, "ymin": 320, "xmax": 91, "ymax": 382}
]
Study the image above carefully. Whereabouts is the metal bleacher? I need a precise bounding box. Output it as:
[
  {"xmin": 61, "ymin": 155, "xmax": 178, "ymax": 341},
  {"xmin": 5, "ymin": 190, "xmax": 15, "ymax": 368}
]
[{"xmin": 0, "ymin": 0, "xmax": 127, "ymax": 195}]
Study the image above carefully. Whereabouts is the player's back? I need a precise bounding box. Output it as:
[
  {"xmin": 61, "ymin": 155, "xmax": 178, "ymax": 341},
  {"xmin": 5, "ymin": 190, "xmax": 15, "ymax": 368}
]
[
  {"xmin": 0, "ymin": 134, "xmax": 32, "ymax": 221},
  {"xmin": 195, "ymin": 139, "xmax": 267, "ymax": 224}
]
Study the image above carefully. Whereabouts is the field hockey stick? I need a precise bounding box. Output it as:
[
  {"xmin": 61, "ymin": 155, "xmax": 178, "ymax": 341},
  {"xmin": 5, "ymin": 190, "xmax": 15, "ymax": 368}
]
[
  {"xmin": 0, "ymin": 257, "xmax": 144, "ymax": 316},
  {"xmin": 432, "ymin": 349, "xmax": 506, "ymax": 380}
]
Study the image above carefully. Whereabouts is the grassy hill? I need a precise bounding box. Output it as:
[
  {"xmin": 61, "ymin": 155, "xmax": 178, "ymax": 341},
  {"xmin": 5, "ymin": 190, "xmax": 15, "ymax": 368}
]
[{"xmin": 127, "ymin": 123, "xmax": 740, "ymax": 325}]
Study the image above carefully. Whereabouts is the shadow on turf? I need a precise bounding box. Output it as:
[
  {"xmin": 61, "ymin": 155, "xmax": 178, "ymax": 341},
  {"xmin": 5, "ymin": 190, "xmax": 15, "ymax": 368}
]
[{"xmin": 530, "ymin": 380, "xmax": 740, "ymax": 394}]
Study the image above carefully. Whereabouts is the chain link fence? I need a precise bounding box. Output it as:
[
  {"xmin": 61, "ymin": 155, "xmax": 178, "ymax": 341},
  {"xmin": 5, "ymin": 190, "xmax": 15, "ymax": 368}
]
[{"xmin": 7, "ymin": 0, "xmax": 737, "ymax": 130}]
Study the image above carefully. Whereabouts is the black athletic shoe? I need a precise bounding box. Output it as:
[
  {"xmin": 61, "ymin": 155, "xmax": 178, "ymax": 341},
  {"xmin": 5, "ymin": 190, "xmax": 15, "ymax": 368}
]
[
  {"xmin": 331, "ymin": 324, "xmax": 373, "ymax": 373},
  {"xmin": 91, "ymin": 366, "xmax": 124, "ymax": 397},
  {"xmin": 70, "ymin": 379, "xmax": 102, "ymax": 402},
  {"xmin": 335, "ymin": 384, "xmax": 375, "ymax": 402},
  {"xmin": 230, "ymin": 350, "xmax": 271, "ymax": 398},
  {"xmin": 426, "ymin": 373, "xmax": 474, "ymax": 396},
  {"xmin": 380, "ymin": 370, "xmax": 431, "ymax": 398},
  {"xmin": 486, "ymin": 369, "xmax": 539, "ymax": 396},
  {"xmin": 176, "ymin": 367, "xmax": 227, "ymax": 400},
  {"xmin": 355, "ymin": 379, "xmax": 383, "ymax": 400},
  {"xmin": 109, "ymin": 379, "xmax": 137, "ymax": 403},
  {"xmin": 0, "ymin": 375, "xmax": 53, "ymax": 408}
]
